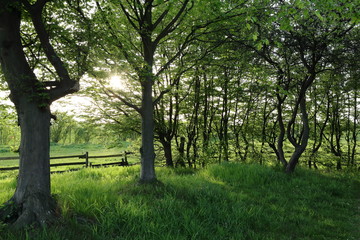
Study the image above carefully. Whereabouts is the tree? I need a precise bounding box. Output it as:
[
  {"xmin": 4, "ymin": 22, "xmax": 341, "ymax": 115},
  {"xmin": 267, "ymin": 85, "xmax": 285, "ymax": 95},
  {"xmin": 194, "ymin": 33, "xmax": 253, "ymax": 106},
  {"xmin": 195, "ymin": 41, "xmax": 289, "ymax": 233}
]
[
  {"xmin": 50, "ymin": 112, "xmax": 76, "ymax": 143},
  {"xmin": 230, "ymin": 0, "xmax": 360, "ymax": 173},
  {"xmin": 153, "ymin": 62, "xmax": 184, "ymax": 167},
  {"xmin": 93, "ymin": 0, "xmax": 198, "ymax": 182},
  {"xmin": 0, "ymin": 100, "xmax": 19, "ymax": 148},
  {"xmin": 0, "ymin": 0, "xmax": 90, "ymax": 228},
  {"xmin": 92, "ymin": 0, "xmax": 244, "ymax": 179}
]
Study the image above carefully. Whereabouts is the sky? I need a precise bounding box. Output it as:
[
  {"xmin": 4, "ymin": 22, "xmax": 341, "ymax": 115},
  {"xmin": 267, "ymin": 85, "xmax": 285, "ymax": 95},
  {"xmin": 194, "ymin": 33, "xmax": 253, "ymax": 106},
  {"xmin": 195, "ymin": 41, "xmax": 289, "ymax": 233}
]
[
  {"xmin": 0, "ymin": 90, "xmax": 90, "ymax": 117},
  {"xmin": 0, "ymin": 74, "xmax": 125, "ymax": 120}
]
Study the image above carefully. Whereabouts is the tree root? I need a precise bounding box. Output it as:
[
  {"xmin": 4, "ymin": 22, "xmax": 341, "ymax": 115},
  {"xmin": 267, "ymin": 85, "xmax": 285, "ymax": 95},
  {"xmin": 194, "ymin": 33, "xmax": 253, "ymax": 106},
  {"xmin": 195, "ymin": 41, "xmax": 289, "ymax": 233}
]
[
  {"xmin": 0, "ymin": 199, "xmax": 20, "ymax": 224},
  {"xmin": 0, "ymin": 194, "xmax": 59, "ymax": 229}
]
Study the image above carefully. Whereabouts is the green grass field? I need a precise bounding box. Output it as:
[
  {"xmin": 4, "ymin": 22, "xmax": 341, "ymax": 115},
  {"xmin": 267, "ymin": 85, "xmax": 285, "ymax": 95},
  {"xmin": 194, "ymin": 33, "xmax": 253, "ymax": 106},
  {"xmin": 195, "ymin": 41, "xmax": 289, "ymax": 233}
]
[
  {"xmin": 0, "ymin": 143, "xmax": 140, "ymax": 171},
  {"xmin": 0, "ymin": 163, "xmax": 359, "ymax": 240}
]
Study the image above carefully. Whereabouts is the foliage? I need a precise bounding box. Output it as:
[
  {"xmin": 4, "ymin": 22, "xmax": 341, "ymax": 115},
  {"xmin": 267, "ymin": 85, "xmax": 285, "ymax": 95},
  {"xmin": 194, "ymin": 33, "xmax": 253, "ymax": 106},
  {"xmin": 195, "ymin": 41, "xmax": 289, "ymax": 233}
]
[
  {"xmin": 78, "ymin": 0, "xmax": 360, "ymax": 172},
  {"xmin": 0, "ymin": 104, "xmax": 19, "ymax": 150}
]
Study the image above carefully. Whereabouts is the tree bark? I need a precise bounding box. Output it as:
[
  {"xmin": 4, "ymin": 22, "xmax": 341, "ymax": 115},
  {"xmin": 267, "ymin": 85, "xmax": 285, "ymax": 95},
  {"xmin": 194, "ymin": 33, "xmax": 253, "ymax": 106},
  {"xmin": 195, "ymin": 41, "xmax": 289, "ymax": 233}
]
[
  {"xmin": 286, "ymin": 97, "xmax": 310, "ymax": 173},
  {"xmin": 275, "ymin": 94, "xmax": 288, "ymax": 167},
  {"xmin": 159, "ymin": 137, "xmax": 173, "ymax": 167},
  {"xmin": 328, "ymin": 94, "xmax": 343, "ymax": 170},
  {"xmin": 0, "ymin": 3, "xmax": 56, "ymax": 228},
  {"xmin": 220, "ymin": 68, "xmax": 230, "ymax": 162},
  {"xmin": 0, "ymin": 0, "xmax": 81, "ymax": 227},
  {"xmin": 176, "ymin": 136, "xmax": 186, "ymax": 167},
  {"xmin": 351, "ymin": 90, "xmax": 358, "ymax": 166},
  {"xmin": 137, "ymin": 1, "xmax": 158, "ymax": 183},
  {"xmin": 140, "ymin": 77, "xmax": 156, "ymax": 183},
  {"xmin": 12, "ymin": 102, "xmax": 56, "ymax": 228}
]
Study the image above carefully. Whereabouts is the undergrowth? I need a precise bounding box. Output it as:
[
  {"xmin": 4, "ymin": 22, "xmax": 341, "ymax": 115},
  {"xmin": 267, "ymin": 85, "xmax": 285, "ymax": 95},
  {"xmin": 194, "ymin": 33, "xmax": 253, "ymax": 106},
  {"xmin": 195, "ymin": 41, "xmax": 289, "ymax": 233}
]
[{"xmin": 0, "ymin": 163, "xmax": 359, "ymax": 240}]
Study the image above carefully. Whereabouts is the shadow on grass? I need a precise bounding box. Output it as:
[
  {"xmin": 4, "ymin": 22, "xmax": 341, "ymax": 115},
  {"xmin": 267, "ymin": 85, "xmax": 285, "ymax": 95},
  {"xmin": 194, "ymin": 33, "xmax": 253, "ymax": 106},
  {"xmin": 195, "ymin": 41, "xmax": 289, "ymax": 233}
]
[{"xmin": 0, "ymin": 163, "xmax": 359, "ymax": 240}]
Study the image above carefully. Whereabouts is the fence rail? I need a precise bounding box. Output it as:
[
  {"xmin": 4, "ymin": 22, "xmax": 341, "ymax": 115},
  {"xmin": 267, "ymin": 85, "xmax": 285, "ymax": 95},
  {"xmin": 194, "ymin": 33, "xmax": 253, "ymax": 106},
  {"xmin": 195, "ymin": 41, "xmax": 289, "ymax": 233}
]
[
  {"xmin": 0, "ymin": 151, "xmax": 135, "ymax": 172},
  {"xmin": 0, "ymin": 156, "xmax": 19, "ymax": 160}
]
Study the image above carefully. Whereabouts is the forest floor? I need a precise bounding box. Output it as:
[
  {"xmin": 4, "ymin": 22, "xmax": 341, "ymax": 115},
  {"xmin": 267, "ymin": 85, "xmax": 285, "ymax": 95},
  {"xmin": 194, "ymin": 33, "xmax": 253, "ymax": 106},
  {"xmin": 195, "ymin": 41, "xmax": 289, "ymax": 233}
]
[{"xmin": 1, "ymin": 162, "xmax": 359, "ymax": 240}]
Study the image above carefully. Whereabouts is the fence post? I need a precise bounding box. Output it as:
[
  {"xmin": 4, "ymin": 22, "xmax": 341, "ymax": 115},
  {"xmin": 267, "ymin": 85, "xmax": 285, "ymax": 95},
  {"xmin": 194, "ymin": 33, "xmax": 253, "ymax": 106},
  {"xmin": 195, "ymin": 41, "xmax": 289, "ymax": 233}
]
[
  {"xmin": 85, "ymin": 152, "xmax": 89, "ymax": 167},
  {"xmin": 124, "ymin": 151, "xmax": 128, "ymax": 165}
]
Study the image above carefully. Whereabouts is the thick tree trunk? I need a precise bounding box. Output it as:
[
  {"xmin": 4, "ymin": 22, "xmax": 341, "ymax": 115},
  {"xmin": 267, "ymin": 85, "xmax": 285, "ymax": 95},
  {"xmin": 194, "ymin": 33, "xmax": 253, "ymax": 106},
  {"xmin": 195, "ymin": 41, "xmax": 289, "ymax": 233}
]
[
  {"xmin": 159, "ymin": 138, "xmax": 173, "ymax": 167},
  {"xmin": 11, "ymin": 101, "xmax": 56, "ymax": 228},
  {"xmin": 140, "ymin": 78, "xmax": 156, "ymax": 183},
  {"xmin": 0, "ymin": 3, "xmax": 57, "ymax": 228},
  {"xmin": 285, "ymin": 145, "xmax": 306, "ymax": 173},
  {"xmin": 0, "ymin": 102, "xmax": 56, "ymax": 228},
  {"xmin": 137, "ymin": 2, "xmax": 158, "ymax": 183}
]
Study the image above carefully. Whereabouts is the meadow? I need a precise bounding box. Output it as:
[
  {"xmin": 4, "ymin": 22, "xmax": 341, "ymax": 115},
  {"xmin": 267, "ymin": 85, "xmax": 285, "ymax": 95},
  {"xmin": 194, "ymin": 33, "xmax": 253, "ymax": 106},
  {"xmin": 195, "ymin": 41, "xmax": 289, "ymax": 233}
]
[
  {"xmin": 0, "ymin": 162, "xmax": 359, "ymax": 240},
  {"xmin": 0, "ymin": 143, "xmax": 139, "ymax": 171}
]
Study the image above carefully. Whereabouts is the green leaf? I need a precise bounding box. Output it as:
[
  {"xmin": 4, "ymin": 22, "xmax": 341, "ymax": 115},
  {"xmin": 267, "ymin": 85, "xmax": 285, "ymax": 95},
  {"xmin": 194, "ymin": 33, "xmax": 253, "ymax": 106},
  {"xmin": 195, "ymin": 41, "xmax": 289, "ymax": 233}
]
[
  {"xmin": 351, "ymin": 16, "xmax": 359, "ymax": 24},
  {"xmin": 315, "ymin": 11, "xmax": 324, "ymax": 21},
  {"xmin": 252, "ymin": 32, "xmax": 258, "ymax": 41},
  {"xmin": 295, "ymin": 0, "xmax": 305, "ymax": 9},
  {"xmin": 255, "ymin": 42, "xmax": 262, "ymax": 50},
  {"xmin": 280, "ymin": 21, "xmax": 292, "ymax": 31}
]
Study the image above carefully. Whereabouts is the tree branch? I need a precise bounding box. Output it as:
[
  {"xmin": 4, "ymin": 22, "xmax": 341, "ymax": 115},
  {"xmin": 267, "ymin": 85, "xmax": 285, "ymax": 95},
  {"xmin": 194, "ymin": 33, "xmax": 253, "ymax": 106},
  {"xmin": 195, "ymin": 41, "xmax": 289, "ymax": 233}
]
[
  {"xmin": 22, "ymin": 0, "xmax": 79, "ymax": 102},
  {"xmin": 96, "ymin": 1, "xmax": 142, "ymax": 74},
  {"xmin": 119, "ymin": 2, "xmax": 140, "ymax": 33},
  {"xmin": 100, "ymin": 81, "xmax": 142, "ymax": 114},
  {"xmin": 153, "ymin": 0, "xmax": 190, "ymax": 46}
]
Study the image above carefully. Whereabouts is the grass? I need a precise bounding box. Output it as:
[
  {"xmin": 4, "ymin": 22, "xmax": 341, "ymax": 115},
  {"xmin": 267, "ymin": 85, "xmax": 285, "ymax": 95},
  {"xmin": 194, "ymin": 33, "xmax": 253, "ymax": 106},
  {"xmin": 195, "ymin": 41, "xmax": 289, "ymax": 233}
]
[
  {"xmin": 0, "ymin": 143, "xmax": 139, "ymax": 170},
  {"xmin": 0, "ymin": 163, "xmax": 359, "ymax": 240},
  {"xmin": 0, "ymin": 143, "xmax": 129, "ymax": 158}
]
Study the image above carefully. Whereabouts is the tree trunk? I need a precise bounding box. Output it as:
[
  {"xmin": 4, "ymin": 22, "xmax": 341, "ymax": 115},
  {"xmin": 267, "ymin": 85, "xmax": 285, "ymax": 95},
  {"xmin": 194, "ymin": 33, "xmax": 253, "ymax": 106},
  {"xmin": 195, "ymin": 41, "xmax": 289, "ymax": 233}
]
[
  {"xmin": 286, "ymin": 147, "xmax": 303, "ymax": 173},
  {"xmin": 329, "ymin": 94, "xmax": 343, "ymax": 170},
  {"xmin": 309, "ymin": 90, "xmax": 330, "ymax": 169},
  {"xmin": 160, "ymin": 138, "xmax": 173, "ymax": 167},
  {"xmin": 351, "ymin": 90, "xmax": 358, "ymax": 166},
  {"xmin": 192, "ymin": 137, "xmax": 198, "ymax": 169},
  {"xmin": 186, "ymin": 136, "xmax": 193, "ymax": 168},
  {"xmin": 176, "ymin": 136, "xmax": 186, "ymax": 167},
  {"xmin": 0, "ymin": 103, "xmax": 56, "ymax": 228},
  {"xmin": 286, "ymin": 96, "xmax": 310, "ymax": 173},
  {"xmin": 11, "ymin": 102, "xmax": 56, "ymax": 228},
  {"xmin": 276, "ymin": 95, "xmax": 288, "ymax": 167},
  {"xmin": 0, "ymin": 4, "xmax": 57, "ymax": 228},
  {"xmin": 202, "ymin": 69, "xmax": 210, "ymax": 159},
  {"xmin": 140, "ymin": 78, "xmax": 156, "ymax": 183}
]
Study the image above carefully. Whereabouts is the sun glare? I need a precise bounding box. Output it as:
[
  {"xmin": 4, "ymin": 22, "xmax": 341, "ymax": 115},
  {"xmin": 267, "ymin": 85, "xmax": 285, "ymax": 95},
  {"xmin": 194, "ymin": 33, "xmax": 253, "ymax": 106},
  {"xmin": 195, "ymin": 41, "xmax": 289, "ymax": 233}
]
[{"xmin": 109, "ymin": 75, "xmax": 125, "ymax": 90}]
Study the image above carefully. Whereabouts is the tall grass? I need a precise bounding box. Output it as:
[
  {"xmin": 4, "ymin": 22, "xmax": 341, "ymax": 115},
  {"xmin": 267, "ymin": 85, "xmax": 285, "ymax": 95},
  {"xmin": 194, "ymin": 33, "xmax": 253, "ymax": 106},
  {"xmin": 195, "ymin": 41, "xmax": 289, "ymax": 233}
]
[{"xmin": 0, "ymin": 163, "xmax": 359, "ymax": 240}]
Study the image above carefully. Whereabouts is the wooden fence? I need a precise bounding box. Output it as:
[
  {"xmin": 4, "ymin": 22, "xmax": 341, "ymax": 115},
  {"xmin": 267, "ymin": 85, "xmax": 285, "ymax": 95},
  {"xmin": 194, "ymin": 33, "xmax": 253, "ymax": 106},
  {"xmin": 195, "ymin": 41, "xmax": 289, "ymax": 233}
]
[{"xmin": 0, "ymin": 151, "xmax": 135, "ymax": 172}]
